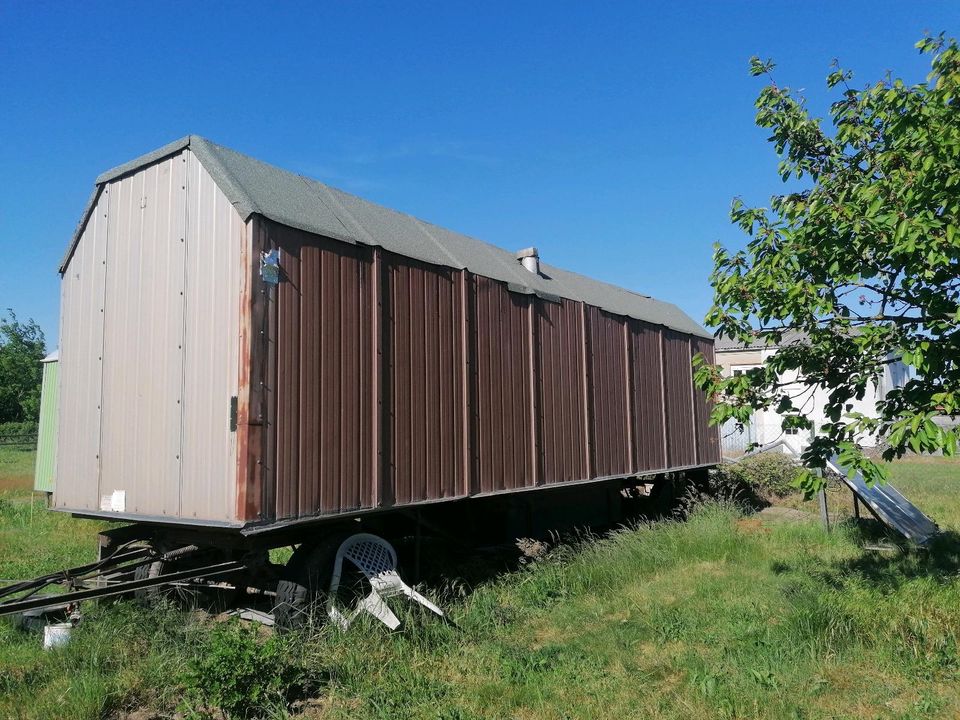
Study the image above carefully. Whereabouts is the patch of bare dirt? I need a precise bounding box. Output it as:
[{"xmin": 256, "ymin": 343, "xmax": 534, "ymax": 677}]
[{"xmin": 0, "ymin": 474, "xmax": 32, "ymax": 492}]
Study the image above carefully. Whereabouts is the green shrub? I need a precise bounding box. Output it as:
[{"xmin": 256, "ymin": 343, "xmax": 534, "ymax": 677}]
[
  {"xmin": 0, "ymin": 421, "xmax": 38, "ymax": 442},
  {"xmin": 713, "ymin": 452, "xmax": 803, "ymax": 498},
  {"xmin": 180, "ymin": 622, "xmax": 323, "ymax": 719}
]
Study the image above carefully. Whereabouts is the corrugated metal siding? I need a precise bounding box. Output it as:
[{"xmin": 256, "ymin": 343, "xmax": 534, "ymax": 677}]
[
  {"xmin": 237, "ymin": 216, "xmax": 270, "ymax": 522},
  {"xmin": 58, "ymin": 149, "xmax": 243, "ymax": 522},
  {"xmin": 267, "ymin": 239, "xmax": 724, "ymax": 520},
  {"xmin": 536, "ymin": 298, "xmax": 589, "ymax": 484},
  {"xmin": 60, "ymin": 154, "xmax": 719, "ymax": 526},
  {"xmin": 385, "ymin": 254, "xmax": 466, "ymax": 504},
  {"xmin": 34, "ymin": 360, "xmax": 59, "ymax": 493},
  {"xmin": 474, "ymin": 276, "xmax": 535, "ymax": 492},
  {"xmin": 56, "ymin": 186, "xmax": 108, "ymax": 512},
  {"xmin": 629, "ymin": 320, "xmax": 668, "ymax": 471},
  {"xmin": 586, "ymin": 306, "xmax": 632, "ymax": 477},
  {"xmin": 98, "ymin": 153, "xmax": 187, "ymax": 517},
  {"xmin": 274, "ymin": 227, "xmax": 301, "ymax": 519},
  {"xmin": 57, "ymin": 141, "xmax": 723, "ymax": 527},
  {"xmin": 691, "ymin": 338, "xmax": 722, "ymax": 465},
  {"xmin": 273, "ymin": 226, "xmax": 376, "ymax": 520},
  {"xmin": 662, "ymin": 329, "xmax": 698, "ymax": 467},
  {"xmin": 180, "ymin": 152, "xmax": 242, "ymax": 520}
]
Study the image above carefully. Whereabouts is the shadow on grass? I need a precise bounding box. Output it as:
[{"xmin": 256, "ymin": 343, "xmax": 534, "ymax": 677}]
[
  {"xmin": 393, "ymin": 533, "xmax": 574, "ymax": 598},
  {"xmin": 821, "ymin": 520, "xmax": 960, "ymax": 592}
]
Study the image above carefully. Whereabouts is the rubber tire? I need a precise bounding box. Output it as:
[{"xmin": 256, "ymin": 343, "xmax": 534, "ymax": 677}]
[
  {"xmin": 133, "ymin": 547, "xmax": 232, "ymax": 607},
  {"xmin": 273, "ymin": 534, "xmax": 348, "ymax": 630},
  {"xmin": 273, "ymin": 578, "xmax": 310, "ymax": 629},
  {"xmin": 133, "ymin": 559, "xmax": 166, "ymax": 602}
]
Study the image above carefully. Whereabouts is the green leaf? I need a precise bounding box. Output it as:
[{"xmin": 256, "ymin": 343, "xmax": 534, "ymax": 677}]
[{"xmin": 711, "ymin": 33, "xmax": 960, "ymax": 478}]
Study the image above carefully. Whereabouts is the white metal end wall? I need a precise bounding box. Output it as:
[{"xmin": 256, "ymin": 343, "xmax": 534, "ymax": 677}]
[
  {"xmin": 56, "ymin": 150, "xmax": 243, "ymax": 522},
  {"xmin": 97, "ymin": 151, "xmax": 187, "ymax": 517},
  {"xmin": 56, "ymin": 196, "xmax": 108, "ymax": 512},
  {"xmin": 180, "ymin": 151, "xmax": 242, "ymax": 520}
]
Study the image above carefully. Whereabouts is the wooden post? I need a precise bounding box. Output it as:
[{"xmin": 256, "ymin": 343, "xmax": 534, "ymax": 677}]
[
  {"xmin": 817, "ymin": 469, "xmax": 830, "ymax": 532},
  {"xmin": 853, "ymin": 492, "xmax": 861, "ymax": 521}
]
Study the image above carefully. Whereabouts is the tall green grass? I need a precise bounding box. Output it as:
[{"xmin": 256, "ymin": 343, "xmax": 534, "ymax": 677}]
[
  {"xmin": 1, "ymin": 458, "xmax": 959, "ymax": 718},
  {"xmin": 303, "ymin": 505, "xmax": 958, "ymax": 719},
  {"xmin": 0, "ymin": 495, "xmax": 109, "ymax": 581}
]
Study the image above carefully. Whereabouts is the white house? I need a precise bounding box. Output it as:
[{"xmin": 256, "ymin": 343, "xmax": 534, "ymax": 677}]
[{"xmin": 713, "ymin": 331, "xmax": 910, "ymax": 453}]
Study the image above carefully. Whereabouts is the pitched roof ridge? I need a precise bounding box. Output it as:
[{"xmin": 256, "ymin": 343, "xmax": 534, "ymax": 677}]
[
  {"xmin": 410, "ymin": 216, "xmax": 467, "ymax": 270},
  {"xmin": 190, "ymin": 136, "xmax": 263, "ymax": 220},
  {"xmin": 61, "ymin": 136, "xmax": 712, "ymax": 338},
  {"xmin": 298, "ymin": 176, "xmax": 364, "ymax": 245},
  {"xmin": 94, "ymin": 135, "xmax": 192, "ymax": 185},
  {"xmin": 541, "ymin": 261, "xmax": 653, "ymax": 301}
]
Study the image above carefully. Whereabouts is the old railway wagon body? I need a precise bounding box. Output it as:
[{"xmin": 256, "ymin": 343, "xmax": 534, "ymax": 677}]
[{"xmin": 55, "ymin": 136, "xmax": 719, "ymax": 531}]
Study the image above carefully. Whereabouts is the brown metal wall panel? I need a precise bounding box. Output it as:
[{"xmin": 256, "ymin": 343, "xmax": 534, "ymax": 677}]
[
  {"xmin": 384, "ymin": 254, "xmax": 466, "ymax": 505},
  {"xmin": 273, "ymin": 225, "xmax": 375, "ymax": 520},
  {"xmin": 274, "ymin": 231, "xmax": 300, "ymax": 520},
  {"xmin": 536, "ymin": 298, "xmax": 589, "ymax": 484},
  {"xmin": 462, "ymin": 271, "xmax": 479, "ymax": 495},
  {"xmin": 239, "ymin": 215, "xmax": 273, "ymax": 522},
  {"xmin": 265, "ymin": 228, "xmax": 717, "ymax": 525},
  {"xmin": 586, "ymin": 306, "xmax": 632, "ymax": 477},
  {"xmin": 662, "ymin": 329, "xmax": 698, "ymax": 467},
  {"xmin": 691, "ymin": 338, "xmax": 722, "ymax": 465},
  {"xmin": 629, "ymin": 320, "xmax": 668, "ymax": 471},
  {"xmin": 237, "ymin": 216, "xmax": 271, "ymax": 522},
  {"xmin": 253, "ymin": 216, "xmax": 279, "ymax": 519},
  {"xmin": 474, "ymin": 276, "xmax": 535, "ymax": 493}
]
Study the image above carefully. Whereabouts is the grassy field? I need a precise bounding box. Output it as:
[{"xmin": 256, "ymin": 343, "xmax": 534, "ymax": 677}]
[
  {"xmin": 1, "ymin": 448, "xmax": 959, "ymax": 719},
  {"xmin": 0, "ymin": 444, "xmax": 36, "ymax": 493},
  {"xmin": 0, "ymin": 446, "xmax": 110, "ymax": 581}
]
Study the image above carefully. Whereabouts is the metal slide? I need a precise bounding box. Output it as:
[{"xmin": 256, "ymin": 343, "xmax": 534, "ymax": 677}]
[{"xmin": 826, "ymin": 455, "xmax": 939, "ymax": 546}]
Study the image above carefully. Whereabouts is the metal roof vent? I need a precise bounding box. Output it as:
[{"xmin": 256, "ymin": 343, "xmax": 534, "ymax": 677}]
[{"xmin": 516, "ymin": 247, "xmax": 540, "ymax": 275}]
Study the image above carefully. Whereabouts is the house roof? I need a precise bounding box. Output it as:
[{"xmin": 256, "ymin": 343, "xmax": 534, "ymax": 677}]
[
  {"xmin": 714, "ymin": 330, "xmax": 810, "ymax": 351},
  {"xmin": 62, "ymin": 135, "xmax": 710, "ymax": 338}
]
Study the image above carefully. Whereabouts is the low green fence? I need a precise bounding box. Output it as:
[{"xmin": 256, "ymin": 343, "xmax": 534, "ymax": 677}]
[{"xmin": 0, "ymin": 422, "xmax": 38, "ymax": 447}]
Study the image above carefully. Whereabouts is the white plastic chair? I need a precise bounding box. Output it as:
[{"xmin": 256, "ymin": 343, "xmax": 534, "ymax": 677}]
[{"xmin": 326, "ymin": 533, "xmax": 445, "ymax": 630}]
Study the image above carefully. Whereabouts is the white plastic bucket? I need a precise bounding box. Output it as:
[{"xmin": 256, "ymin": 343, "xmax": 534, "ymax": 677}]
[{"xmin": 43, "ymin": 622, "xmax": 72, "ymax": 650}]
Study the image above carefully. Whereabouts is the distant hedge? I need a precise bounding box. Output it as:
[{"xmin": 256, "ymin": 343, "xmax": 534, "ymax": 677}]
[
  {"xmin": 0, "ymin": 421, "xmax": 38, "ymax": 443},
  {"xmin": 713, "ymin": 452, "xmax": 803, "ymax": 498}
]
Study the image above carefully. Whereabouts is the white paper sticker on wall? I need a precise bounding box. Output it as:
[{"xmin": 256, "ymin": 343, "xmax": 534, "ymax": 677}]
[
  {"xmin": 110, "ymin": 490, "xmax": 125, "ymax": 512},
  {"xmin": 100, "ymin": 491, "xmax": 126, "ymax": 512}
]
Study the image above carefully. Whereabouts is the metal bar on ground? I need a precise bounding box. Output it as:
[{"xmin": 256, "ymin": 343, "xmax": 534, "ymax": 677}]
[
  {"xmin": 0, "ymin": 547, "xmax": 151, "ymax": 601},
  {"xmin": 0, "ymin": 561, "xmax": 245, "ymax": 617}
]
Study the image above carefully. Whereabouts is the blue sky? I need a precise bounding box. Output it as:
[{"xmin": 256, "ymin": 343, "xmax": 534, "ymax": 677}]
[{"xmin": 1, "ymin": 1, "xmax": 956, "ymax": 345}]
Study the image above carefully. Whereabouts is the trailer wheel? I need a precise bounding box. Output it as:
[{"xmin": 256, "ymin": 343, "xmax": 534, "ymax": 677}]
[
  {"xmin": 132, "ymin": 545, "xmax": 233, "ymax": 607},
  {"xmin": 133, "ymin": 559, "xmax": 165, "ymax": 601},
  {"xmin": 273, "ymin": 534, "xmax": 347, "ymax": 630}
]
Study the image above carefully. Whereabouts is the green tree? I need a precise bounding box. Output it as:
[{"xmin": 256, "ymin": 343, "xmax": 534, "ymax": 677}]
[
  {"xmin": 695, "ymin": 34, "xmax": 960, "ymax": 493},
  {"xmin": 0, "ymin": 310, "xmax": 46, "ymax": 423}
]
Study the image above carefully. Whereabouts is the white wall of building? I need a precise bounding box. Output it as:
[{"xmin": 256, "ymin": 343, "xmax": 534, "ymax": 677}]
[{"xmin": 717, "ymin": 346, "xmax": 909, "ymax": 452}]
